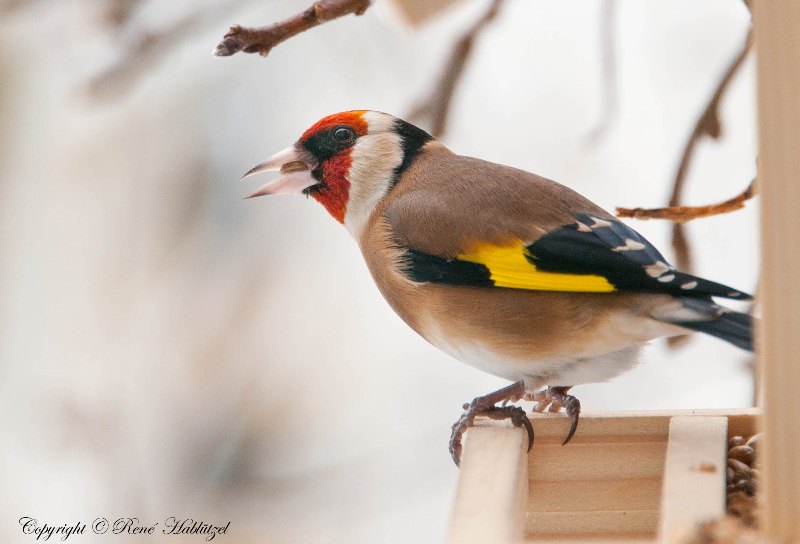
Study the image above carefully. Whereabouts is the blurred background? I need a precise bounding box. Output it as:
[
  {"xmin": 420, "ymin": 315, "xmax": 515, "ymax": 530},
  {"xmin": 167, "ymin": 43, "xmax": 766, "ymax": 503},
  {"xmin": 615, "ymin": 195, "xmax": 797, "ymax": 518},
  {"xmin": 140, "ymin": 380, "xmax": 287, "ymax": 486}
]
[{"xmin": 0, "ymin": 0, "xmax": 756, "ymax": 542}]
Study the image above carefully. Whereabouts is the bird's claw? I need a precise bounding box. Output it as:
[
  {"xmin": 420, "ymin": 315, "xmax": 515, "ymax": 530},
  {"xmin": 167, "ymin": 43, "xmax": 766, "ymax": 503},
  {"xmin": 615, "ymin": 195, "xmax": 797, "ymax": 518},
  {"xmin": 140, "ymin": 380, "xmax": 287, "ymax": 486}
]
[
  {"xmin": 449, "ymin": 381, "xmax": 533, "ymax": 466},
  {"xmin": 529, "ymin": 386, "xmax": 581, "ymax": 445}
]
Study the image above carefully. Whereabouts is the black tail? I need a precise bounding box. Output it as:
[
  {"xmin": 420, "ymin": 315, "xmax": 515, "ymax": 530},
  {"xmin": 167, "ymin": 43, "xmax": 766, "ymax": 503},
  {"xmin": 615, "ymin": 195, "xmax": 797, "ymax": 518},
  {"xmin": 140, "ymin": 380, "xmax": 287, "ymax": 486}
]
[{"xmin": 656, "ymin": 297, "xmax": 755, "ymax": 352}]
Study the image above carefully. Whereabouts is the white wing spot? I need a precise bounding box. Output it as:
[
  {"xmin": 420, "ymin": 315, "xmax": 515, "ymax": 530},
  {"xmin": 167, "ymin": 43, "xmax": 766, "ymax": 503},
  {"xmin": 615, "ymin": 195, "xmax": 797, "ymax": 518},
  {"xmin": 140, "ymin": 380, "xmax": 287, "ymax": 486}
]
[
  {"xmin": 626, "ymin": 239, "xmax": 646, "ymax": 250},
  {"xmin": 644, "ymin": 261, "xmax": 671, "ymax": 278},
  {"xmin": 589, "ymin": 216, "xmax": 613, "ymax": 228},
  {"xmin": 613, "ymin": 238, "xmax": 646, "ymax": 252},
  {"xmin": 728, "ymin": 291, "xmax": 741, "ymax": 297},
  {"xmin": 681, "ymin": 281, "xmax": 698, "ymax": 290},
  {"xmin": 658, "ymin": 274, "xmax": 676, "ymax": 283},
  {"xmin": 576, "ymin": 221, "xmax": 592, "ymax": 232}
]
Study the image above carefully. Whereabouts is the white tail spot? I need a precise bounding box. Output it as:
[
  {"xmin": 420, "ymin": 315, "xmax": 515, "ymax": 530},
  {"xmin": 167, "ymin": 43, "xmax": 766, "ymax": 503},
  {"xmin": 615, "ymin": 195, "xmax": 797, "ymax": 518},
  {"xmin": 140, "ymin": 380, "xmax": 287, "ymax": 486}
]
[
  {"xmin": 658, "ymin": 274, "xmax": 676, "ymax": 283},
  {"xmin": 681, "ymin": 281, "xmax": 698, "ymax": 290}
]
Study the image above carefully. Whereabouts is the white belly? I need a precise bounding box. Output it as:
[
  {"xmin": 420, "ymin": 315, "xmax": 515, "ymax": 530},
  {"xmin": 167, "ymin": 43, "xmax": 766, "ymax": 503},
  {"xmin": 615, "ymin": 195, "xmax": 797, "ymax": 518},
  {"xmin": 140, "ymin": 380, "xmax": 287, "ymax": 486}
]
[{"xmin": 425, "ymin": 326, "xmax": 644, "ymax": 391}]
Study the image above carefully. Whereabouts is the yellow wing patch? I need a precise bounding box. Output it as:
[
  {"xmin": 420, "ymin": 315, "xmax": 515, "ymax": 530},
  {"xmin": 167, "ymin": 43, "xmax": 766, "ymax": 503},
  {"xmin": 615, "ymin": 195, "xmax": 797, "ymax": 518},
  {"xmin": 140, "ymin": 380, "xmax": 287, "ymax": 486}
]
[{"xmin": 458, "ymin": 241, "xmax": 616, "ymax": 293}]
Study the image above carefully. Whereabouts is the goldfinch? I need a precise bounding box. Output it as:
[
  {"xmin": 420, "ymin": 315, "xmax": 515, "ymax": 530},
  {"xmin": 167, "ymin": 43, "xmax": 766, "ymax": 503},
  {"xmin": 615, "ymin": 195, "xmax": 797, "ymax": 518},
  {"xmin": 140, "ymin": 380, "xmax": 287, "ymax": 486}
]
[{"xmin": 243, "ymin": 110, "xmax": 754, "ymax": 465}]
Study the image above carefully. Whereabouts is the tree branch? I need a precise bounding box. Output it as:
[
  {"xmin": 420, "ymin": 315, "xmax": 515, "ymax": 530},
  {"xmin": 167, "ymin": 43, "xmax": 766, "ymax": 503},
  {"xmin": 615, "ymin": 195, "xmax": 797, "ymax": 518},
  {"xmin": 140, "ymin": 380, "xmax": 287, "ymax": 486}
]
[
  {"xmin": 214, "ymin": 0, "xmax": 371, "ymax": 58},
  {"xmin": 84, "ymin": 10, "xmax": 204, "ymax": 100},
  {"xmin": 406, "ymin": 0, "xmax": 503, "ymax": 137},
  {"xmin": 668, "ymin": 30, "xmax": 753, "ymax": 212},
  {"xmin": 666, "ymin": 29, "xmax": 752, "ymax": 272},
  {"xmin": 0, "ymin": 0, "xmax": 31, "ymax": 15},
  {"xmin": 617, "ymin": 178, "xmax": 756, "ymax": 222},
  {"xmin": 102, "ymin": 0, "xmax": 143, "ymax": 28},
  {"xmin": 83, "ymin": 0, "xmax": 251, "ymax": 100},
  {"xmin": 625, "ymin": 28, "xmax": 752, "ymax": 351}
]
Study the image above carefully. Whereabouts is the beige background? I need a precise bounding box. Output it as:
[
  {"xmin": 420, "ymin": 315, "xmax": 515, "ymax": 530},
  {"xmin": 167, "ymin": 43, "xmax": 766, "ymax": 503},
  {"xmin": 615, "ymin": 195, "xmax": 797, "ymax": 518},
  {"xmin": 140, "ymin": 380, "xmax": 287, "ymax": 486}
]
[{"xmin": 0, "ymin": 1, "xmax": 755, "ymax": 542}]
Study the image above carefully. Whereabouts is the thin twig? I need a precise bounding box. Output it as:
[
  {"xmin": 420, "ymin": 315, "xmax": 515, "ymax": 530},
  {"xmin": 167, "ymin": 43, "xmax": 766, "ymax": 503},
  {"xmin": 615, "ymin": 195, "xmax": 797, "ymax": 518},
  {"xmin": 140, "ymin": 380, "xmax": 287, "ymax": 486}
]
[
  {"xmin": 617, "ymin": 178, "xmax": 757, "ymax": 223},
  {"xmin": 84, "ymin": 11, "xmax": 204, "ymax": 100},
  {"xmin": 406, "ymin": 0, "xmax": 503, "ymax": 137},
  {"xmin": 103, "ymin": 0, "xmax": 143, "ymax": 28},
  {"xmin": 1, "ymin": 0, "xmax": 142, "ymax": 23},
  {"xmin": 0, "ymin": 0, "xmax": 30, "ymax": 15},
  {"xmin": 214, "ymin": 0, "xmax": 371, "ymax": 58},
  {"xmin": 667, "ymin": 29, "xmax": 753, "ymax": 272},
  {"xmin": 636, "ymin": 29, "xmax": 752, "ymax": 351},
  {"xmin": 585, "ymin": 0, "xmax": 618, "ymax": 144},
  {"xmin": 669, "ymin": 31, "xmax": 753, "ymax": 216},
  {"xmin": 83, "ymin": 0, "xmax": 249, "ymax": 100}
]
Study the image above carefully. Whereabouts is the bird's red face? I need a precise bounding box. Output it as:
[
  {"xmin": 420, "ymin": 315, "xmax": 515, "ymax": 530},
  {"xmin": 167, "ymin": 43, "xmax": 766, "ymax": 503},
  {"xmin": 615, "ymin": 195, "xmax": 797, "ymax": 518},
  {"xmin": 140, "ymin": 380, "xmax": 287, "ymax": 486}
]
[
  {"xmin": 243, "ymin": 110, "xmax": 433, "ymax": 238},
  {"xmin": 242, "ymin": 111, "xmax": 369, "ymax": 223},
  {"xmin": 295, "ymin": 111, "xmax": 369, "ymax": 222}
]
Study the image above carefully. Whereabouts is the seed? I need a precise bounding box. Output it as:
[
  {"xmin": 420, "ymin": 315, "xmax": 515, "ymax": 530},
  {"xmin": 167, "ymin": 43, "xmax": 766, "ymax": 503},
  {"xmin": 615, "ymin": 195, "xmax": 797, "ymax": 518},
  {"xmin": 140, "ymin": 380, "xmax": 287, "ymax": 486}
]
[
  {"xmin": 732, "ymin": 471, "xmax": 750, "ymax": 485},
  {"xmin": 734, "ymin": 479, "xmax": 755, "ymax": 496},
  {"xmin": 745, "ymin": 433, "xmax": 762, "ymax": 449},
  {"xmin": 280, "ymin": 161, "xmax": 309, "ymax": 174},
  {"xmin": 725, "ymin": 433, "xmax": 763, "ymax": 525},
  {"xmin": 729, "ymin": 445, "xmax": 755, "ymax": 465},
  {"xmin": 728, "ymin": 458, "xmax": 752, "ymax": 476}
]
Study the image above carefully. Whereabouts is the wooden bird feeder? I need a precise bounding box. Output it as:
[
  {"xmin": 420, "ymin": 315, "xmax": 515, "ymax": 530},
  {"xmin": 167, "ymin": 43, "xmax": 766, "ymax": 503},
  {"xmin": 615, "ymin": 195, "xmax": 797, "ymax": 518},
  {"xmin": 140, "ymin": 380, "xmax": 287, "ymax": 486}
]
[
  {"xmin": 447, "ymin": 3, "xmax": 800, "ymax": 542},
  {"xmin": 446, "ymin": 410, "xmax": 758, "ymax": 543}
]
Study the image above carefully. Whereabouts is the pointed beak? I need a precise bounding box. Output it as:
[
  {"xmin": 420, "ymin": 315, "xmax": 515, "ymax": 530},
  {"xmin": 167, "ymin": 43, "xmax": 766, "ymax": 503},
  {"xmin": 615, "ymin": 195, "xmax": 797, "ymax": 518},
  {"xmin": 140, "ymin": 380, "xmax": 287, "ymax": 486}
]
[{"xmin": 241, "ymin": 145, "xmax": 318, "ymax": 199}]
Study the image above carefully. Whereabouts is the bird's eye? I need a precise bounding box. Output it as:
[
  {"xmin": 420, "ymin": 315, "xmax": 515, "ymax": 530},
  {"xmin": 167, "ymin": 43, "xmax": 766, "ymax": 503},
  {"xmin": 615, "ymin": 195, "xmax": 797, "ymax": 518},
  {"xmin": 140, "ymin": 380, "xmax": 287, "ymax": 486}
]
[{"xmin": 332, "ymin": 126, "xmax": 356, "ymax": 143}]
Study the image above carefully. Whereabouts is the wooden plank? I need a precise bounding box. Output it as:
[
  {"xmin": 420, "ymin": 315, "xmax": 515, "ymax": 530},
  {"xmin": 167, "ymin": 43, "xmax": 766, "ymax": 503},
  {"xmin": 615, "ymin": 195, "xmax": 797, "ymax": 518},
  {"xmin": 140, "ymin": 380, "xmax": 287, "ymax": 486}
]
[
  {"xmin": 526, "ymin": 415, "xmax": 668, "ymax": 539},
  {"xmin": 447, "ymin": 411, "xmax": 758, "ymax": 542},
  {"xmin": 527, "ymin": 408, "xmax": 758, "ymax": 443},
  {"xmin": 526, "ymin": 510, "xmax": 659, "ymax": 537},
  {"xmin": 527, "ymin": 414, "xmax": 669, "ymax": 444},
  {"xmin": 446, "ymin": 423, "xmax": 528, "ymax": 544},
  {"xmin": 726, "ymin": 411, "xmax": 758, "ymax": 440},
  {"xmin": 528, "ymin": 477, "xmax": 661, "ymax": 513},
  {"xmin": 525, "ymin": 538, "xmax": 652, "ymax": 544},
  {"xmin": 657, "ymin": 416, "xmax": 727, "ymax": 542},
  {"xmin": 753, "ymin": 3, "xmax": 800, "ymax": 541},
  {"xmin": 523, "ymin": 411, "xmax": 755, "ymax": 540},
  {"xmin": 528, "ymin": 441, "xmax": 666, "ymax": 481}
]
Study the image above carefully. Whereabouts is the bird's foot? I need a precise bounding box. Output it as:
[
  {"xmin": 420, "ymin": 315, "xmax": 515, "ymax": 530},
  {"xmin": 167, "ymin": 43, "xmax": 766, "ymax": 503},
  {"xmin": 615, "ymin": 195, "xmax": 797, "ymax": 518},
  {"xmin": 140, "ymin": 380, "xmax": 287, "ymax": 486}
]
[
  {"xmin": 449, "ymin": 380, "xmax": 534, "ymax": 467},
  {"xmin": 527, "ymin": 386, "xmax": 581, "ymax": 445}
]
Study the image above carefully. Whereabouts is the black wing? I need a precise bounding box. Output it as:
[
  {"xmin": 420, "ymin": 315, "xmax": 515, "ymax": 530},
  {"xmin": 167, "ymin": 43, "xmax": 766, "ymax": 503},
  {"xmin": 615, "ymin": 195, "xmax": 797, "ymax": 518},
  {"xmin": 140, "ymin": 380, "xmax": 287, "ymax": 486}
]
[
  {"xmin": 526, "ymin": 212, "xmax": 751, "ymax": 300},
  {"xmin": 402, "ymin": 212, "xmax": 752, "ymax": 301}
]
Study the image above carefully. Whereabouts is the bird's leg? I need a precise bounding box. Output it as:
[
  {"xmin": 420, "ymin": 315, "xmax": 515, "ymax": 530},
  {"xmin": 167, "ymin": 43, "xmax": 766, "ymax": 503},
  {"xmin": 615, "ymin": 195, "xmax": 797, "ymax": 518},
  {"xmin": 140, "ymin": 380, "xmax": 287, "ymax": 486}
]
[
  {"xmin": 449, "ymin": 380, "xmax": 534, "ymax": 467},
  {"xmin": 528, "ymin": 386, "xmax": 581, "ymax": 445}
]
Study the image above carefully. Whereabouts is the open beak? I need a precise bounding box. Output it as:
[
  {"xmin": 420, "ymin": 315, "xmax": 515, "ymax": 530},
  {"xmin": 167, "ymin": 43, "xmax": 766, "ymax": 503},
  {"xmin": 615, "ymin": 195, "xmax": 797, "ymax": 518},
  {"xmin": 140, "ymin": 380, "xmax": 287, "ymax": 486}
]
[{"xmin": 241, "ymin": 145, "xmax": 318, "ymax": 199}]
